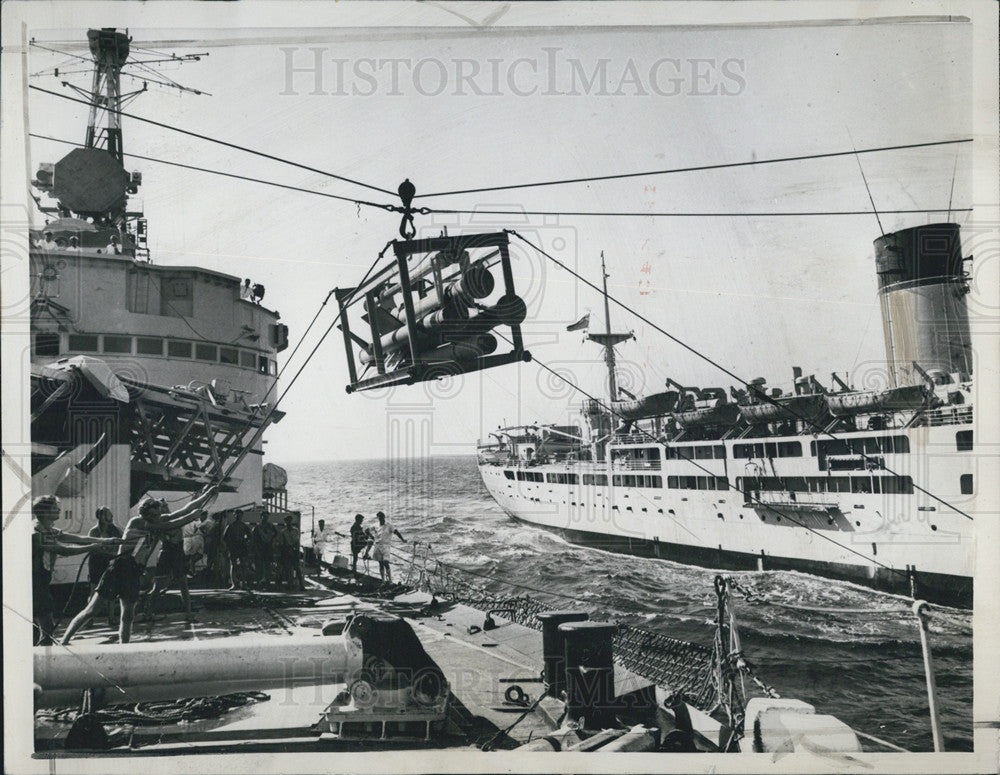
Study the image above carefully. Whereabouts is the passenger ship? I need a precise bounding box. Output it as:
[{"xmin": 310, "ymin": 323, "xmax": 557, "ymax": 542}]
[
  {"xmin": 478, "ymin": 224, "xmax": 976, "ymax": 607},
  {"xmin": 27, "ymin": 29, "xmax": 295, "ymax": 585}
]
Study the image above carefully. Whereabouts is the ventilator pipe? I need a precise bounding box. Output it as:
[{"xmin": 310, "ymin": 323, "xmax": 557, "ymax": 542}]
[{"xmin": 34, "ymin": 634, "xmax": 361, "ymax": 708}]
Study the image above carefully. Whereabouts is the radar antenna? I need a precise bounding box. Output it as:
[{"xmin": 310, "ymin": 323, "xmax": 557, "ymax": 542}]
[{"xmin": 30, "ymin": 29, "xmax": 207, "ymax": 259}]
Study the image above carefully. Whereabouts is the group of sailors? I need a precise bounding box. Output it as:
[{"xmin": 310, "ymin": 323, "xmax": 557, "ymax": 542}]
[
  {"xmin": 31, "ymin": 489, "xmax": 307, "ymax": 648},
  {"xmin": 311, "ymin": 511, "xmax": 407, "ymax": 584}
]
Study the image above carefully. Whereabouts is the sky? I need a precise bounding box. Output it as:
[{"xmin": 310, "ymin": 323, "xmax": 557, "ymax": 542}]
[{"xmin": 24, "ymin": 13, "xmax": 975, "ymax": 463}]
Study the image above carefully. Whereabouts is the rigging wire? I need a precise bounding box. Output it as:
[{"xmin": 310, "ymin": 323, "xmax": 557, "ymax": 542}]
[
  {"xmin": 425, "ymin": 206, "xmax": 972, "ymax": 219},
  {"xmin": 415, "ymin": 138, "xmax": 973, "ymax": 200},
  {"xmin": 29, "ymin": 85, "xmax": 397, "ymax": 198},
  {"xmin": 214, "ymin": 242, "xmax": 395, "ymax": 486},
  {"xmin": 507, "ymin": 230, "xmax": 974, "ymax": 524},
  {"xmin": 492, "ymin": 329, "xmax": 914, "ymax": 580},
  {"xmin": 28, "ymin": 133, "xmax": 396, "ymax": 213},
  {"xmin": 28, "ymin": 135, "xmax": 970, "ymax": 220}
]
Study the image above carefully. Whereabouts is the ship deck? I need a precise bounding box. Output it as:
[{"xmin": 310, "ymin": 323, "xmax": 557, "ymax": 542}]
[{"xmin": 34, "ymin": 572, "xmax": 586, "ymax": 754}]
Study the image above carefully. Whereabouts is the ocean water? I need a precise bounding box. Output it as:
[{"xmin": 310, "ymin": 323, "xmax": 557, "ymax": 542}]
[{"xmin": 289, "ymin": 455, "xmax": 973, "ymax": 753}]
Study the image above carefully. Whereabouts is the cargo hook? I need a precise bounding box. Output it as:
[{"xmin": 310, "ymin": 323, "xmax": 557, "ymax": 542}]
[{"xmin": 398, "ymin": 178, "xmax": 417, "ymax": 239}]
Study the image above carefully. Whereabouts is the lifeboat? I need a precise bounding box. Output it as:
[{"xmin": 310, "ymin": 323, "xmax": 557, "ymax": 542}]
[
  {"xmin": 672, "ymin": 401, "xmax": 740, "ymax": 428},
  {"xmin": 825, "ymin": 384, "xmax": 932, "ymax": 417},
  {"xmin": 612, "ymin": 390, "xmax": 679, "ymax": 421},
  {"xmin": 740, "ymin": 393, "xmax": 827, "ymax": 424}
]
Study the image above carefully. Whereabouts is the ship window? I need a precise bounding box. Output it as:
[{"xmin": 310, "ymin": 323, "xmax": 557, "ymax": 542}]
[
  {"xmin": 851, "ymin": 477, "xmax": 873, "ymax": 494},
  {"xmin": 167, "ymin": 340, "xmax": 192, "ymax": 358},
  {"xmin": 960, "ymin": 474, "xmax": 973, "ymax": 495},
  {"xmin": 160, "ymin": 274, "xmax": 194, "ymax": 317},
  {"xmin": 195, "ymin": 343, "xmax": 218, "ymax": 361},
  {"xmin": 650, "ymin": 476, "xmax": 663, "ymax": 488},
  {"xmin": 68, "ymin": 334, "xmax": 99, "ymax": 352},
  {"xmin": 136, "ymin": 337, "xmax": 163, "ymax": 356},
  {"xmin": 785, "ymin": 477, "xmax": 808, "ymax": 492},
  {"xmin": 268, "ymin": 359, "xmax": 278, "ymax": 376},
  {"xmin": 714, "ymin": 445, "xmax": 726, "ymax": 459},
  {"xmin": 956, "ymin": 431, "xmax": 973, "ymax": 452},
  {"xmin": 34, "ymin": 332, "xmax": 60, "ymax": 356},
  {"xmin": 777, "ymin": 441, "xmax": 802, "ymax": 457},
  {"xmin": 504, "ymin": 470, "xmax": 515, "ymax": 480},
  {"xmin": 828, "ymin": 477, "xmax": 850, "ymax": 493},
  {"xmin": 667, "ymin": 476, "xmax": 678, "ymax": 489},
  {"xmin": 694, "ymin": 446, "xmax": 713, "ymax": 460},
  {"xmin": 103, "ymin": 335, "xmax": 132, "ymax": 354},
  {"xmin": 240, "ymin": 350, "xmax": 257, "ymax": 368},
  {"xmin": 219, "ymin": 347, "xmax": 238, "ymax": 365}
]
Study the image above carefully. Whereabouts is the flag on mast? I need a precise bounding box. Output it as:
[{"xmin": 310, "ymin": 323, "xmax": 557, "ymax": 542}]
[{"xmin": 566, "ymin": 313, "xmax": 590, "ymax": 332}]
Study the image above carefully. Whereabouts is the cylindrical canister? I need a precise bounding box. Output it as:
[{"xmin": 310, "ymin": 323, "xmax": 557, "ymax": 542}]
[
  {"xmin": 560, "ymin": 621, "xmax": 617, "ymax": 729},
  {"xmin": 538, "ymin": 610, "xmax": 589, "ymax": 698}
]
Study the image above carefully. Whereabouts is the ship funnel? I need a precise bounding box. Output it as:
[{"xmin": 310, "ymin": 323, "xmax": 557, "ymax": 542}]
[{"xmin": 873, "ymin": 223, "xmax": 971, "ymax": 388}]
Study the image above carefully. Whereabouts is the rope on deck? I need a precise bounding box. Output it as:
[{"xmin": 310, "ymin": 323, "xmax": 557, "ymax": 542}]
[{"xmin": 36, "ymin": 691, "xmax": 271, "ymax": 727}]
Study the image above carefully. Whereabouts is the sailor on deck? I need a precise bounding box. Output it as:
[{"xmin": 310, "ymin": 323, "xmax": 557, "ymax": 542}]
[
  {"xmin": 61, "ymin": 487, "xmax": 217, "ymax": 645},
  {"xmin": 372, "ymin": 511, "xmax": 407, "ymax": 584}
]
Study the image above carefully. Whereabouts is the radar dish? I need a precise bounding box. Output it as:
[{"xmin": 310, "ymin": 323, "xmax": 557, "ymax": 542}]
[{"xmin": 52, "ymin": 148, "xmax": 129, "ymax": 217}]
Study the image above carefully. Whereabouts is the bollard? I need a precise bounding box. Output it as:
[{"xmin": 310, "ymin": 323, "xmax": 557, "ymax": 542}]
[
  {"xmin": 538, "ymin": 610, "xmax": 589, "ymax": 698},
  {"xmin": 560, "ymin": 621, "xmax": 617, "ymax": 729}
]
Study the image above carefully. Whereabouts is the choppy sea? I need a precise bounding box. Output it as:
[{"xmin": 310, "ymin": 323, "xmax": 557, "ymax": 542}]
[{"xmin": 290, "ymin": 454, "xmax": 972, "ymax": 753}]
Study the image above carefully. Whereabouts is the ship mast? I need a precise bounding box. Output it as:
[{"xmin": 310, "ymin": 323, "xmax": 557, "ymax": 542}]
[
  {"xmin": 31, "ymin": 28, "xmax": 206, "ymax": 253},
  {"xmin": 585, "ymin": 251, "xmax": 634, "ymax": 403},
  {"xmin": 83, "ymin": 29, "xmax": 130, "ymax": 161},
  {"xmin": 601, "ymin": 252, "xmax": 618, "ymax": 402}
]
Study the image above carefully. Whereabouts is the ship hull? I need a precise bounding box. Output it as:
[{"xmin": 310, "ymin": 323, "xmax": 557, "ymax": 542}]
[
  {"xmin": 505, "ymin": 515, "xmax": 971, "ymax": 607},
  {"xmin": 478, "ymin": 442, "xmax": 975, "ymax": 609}
]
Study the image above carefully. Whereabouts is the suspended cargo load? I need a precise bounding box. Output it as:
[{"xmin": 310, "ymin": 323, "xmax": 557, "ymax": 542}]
[
  {"xmin": 825, "ymin": 384, "xmax": 934, "ymax": 417},
  {"xmin": 338, "ymin": 230, "xmax": 531, "ymax": 393},
  {"xmin": 611, "ymin": 390, "xmax": 679, "ymax": 421}
]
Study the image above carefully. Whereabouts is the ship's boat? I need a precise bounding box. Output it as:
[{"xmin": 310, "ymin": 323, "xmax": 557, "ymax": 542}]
[
  {"xmin": 825, "ymin": 384, "xmax": 933, "ymax": 416},
  {"xmin": 611, "ymin": 390, "xmax": 679, "ymax": 421},
  {"xmin": 739, "ymin": 393, "xmax": 827, "ymax": 424},
  {"xmin": 672, "ymin": 401, "xmax": 740, "ymax": 428}
]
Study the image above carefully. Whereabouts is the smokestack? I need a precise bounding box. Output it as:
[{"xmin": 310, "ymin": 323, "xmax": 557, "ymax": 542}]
[{"xmin": 873, "ymin": 223, "xmax": 971, "ymax": 388}]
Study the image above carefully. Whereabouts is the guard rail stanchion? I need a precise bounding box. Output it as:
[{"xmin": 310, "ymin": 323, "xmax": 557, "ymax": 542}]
[{"xmin": 913, "ymin": 600, "xmax": 944, "ymax": 752}]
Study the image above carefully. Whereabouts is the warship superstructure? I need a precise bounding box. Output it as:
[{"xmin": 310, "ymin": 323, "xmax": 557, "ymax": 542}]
[
  {"xmin": 478, "ymin": 228, "xmax": 976, "ymax": 607},
  {"xmin": 28, "ymin": 28, "xmax": 293, "ymax": 585}
]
